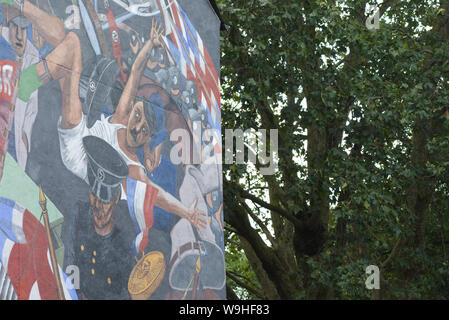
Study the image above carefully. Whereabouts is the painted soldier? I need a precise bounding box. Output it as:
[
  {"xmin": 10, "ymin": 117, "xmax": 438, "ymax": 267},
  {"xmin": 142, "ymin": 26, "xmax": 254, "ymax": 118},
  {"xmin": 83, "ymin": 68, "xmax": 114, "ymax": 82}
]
[
  {"xmin": 63, "ymin": 135, "xmax": 135, "ymax": 300},
  {"xmin": 167, "ymin": 65, "xmax": 186, "ymax": 107}
]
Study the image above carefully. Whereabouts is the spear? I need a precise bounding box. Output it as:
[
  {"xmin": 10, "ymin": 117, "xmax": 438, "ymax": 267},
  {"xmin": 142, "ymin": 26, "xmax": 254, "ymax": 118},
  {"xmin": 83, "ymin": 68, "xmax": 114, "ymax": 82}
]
[
  {"xmin": 181, "ymin": 256, "xmax": 201, "ymax": 300},
  {"xmin": 191, "ymin": 256, "xmax": 201, "ymax": 300},
  {"xmin": 39, "ymin": 186, "xmax": 65, "ymax": 300}
]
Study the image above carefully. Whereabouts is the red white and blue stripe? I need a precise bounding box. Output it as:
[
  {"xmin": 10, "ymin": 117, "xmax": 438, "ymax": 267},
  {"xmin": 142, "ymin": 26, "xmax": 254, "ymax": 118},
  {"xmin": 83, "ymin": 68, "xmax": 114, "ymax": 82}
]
[
  {"xmin": 126, "ymin": 178, "xmax": 159, "ymax": 255},
  {"xmin": 162, "ymin": 0, "xmax": 222, "ymax": 136},
  {"xmin": 0, "ymin": 197, "xmax": 77, "ymax": 300}
]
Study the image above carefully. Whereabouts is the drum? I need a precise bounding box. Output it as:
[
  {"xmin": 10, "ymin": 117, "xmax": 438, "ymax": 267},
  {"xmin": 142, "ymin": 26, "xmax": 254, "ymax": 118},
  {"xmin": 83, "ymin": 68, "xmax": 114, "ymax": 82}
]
[{"xmin": 168, "ymin": 219, "xmax": 225, "ymax": 293}]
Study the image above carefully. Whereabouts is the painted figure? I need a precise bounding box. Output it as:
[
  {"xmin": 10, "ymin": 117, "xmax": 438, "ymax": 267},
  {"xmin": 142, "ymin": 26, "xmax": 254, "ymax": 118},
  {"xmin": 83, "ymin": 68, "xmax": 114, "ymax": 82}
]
[
  {"xmin": 0, "ymin": 0, "xmax": 224, "ymax": 300},
  {"xmin": 4, "ymin": 0, "xmax": 206, "ymax": 233},
  {"xmin": 1, "ymin": 5, "xmax": 38, "ymax": 170},
  {"xmin": 136, "ymin": 92, "xmax": 177, "ymax": 233},
  {"xmin": 63, "ymin": 135, "xmax": 134, "ymax": 300}
]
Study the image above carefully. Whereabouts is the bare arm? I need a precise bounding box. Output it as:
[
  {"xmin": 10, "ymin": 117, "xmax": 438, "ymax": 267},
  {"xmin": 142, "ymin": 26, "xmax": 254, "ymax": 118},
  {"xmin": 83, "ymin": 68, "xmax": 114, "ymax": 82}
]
[
  {"xmin": 21, "ymin": 0, "xmax": 66, "ymax": 47},
  {"xmin": 112, "ymin": 21, "xmax": 163, "ymax": 124},
  {"xmin": 128, "ymin": 165, "xmax": 207, "ymax": 232}
]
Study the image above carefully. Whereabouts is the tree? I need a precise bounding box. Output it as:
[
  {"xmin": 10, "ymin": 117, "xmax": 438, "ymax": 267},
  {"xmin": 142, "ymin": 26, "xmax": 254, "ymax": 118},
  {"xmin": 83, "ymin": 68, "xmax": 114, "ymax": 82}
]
[{"xmin": 218, "ymin": 0, "xmax": 449, "ymax": 299}]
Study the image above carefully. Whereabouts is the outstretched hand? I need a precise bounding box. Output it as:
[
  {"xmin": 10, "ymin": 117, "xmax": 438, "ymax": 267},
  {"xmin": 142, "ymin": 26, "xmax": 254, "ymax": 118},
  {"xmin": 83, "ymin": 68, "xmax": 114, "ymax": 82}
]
[
  {"xmin": 150, "ymin": 18, "xmax": 163, "ymax": 48},
  {"xmin": 134, "ymin": 18, "xmax": 164, "ymax": 66},
  {"xmin": 187, "ymin": 199, "xmax": 208, "ymax": 236}
]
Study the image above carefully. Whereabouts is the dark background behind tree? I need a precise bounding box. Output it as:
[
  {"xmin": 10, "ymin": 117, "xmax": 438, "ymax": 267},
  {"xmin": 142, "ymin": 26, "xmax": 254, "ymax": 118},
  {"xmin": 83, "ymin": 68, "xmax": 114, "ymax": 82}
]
[{"xmin": 218, "ymin": 0, "xmax": 449, "ymax": 299}]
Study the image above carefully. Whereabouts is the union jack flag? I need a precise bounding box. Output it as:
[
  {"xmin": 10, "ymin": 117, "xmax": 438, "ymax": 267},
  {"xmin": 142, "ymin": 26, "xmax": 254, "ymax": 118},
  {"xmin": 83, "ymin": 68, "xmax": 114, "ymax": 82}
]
[
  {"xmin": 160, "ymin": 0, "xmax": 222, "ymax": 136},
  {"xmin": 0, "ymin": 197, "xmax": 77, "ymax": 300}
]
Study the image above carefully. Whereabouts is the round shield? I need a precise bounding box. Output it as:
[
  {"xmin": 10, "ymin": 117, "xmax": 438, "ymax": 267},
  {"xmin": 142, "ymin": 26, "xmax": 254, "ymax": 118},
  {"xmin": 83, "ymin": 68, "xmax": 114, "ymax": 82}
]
[{"xmin": 128, "ymin": 251, "xmax": 166, "ymax": 300}]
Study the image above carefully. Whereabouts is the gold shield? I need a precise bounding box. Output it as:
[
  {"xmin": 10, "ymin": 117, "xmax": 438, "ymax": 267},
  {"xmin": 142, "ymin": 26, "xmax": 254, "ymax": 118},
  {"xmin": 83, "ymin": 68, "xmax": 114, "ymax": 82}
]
[{"xmin": 128, "ymin": 251, "xmax": 166, "ymax": 300}]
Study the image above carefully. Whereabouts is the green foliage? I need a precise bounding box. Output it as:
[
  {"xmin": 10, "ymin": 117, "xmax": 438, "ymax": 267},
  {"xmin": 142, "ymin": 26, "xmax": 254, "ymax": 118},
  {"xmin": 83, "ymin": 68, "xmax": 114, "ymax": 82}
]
[{"xmin": 218, "ymin": 0, "xmax": 449, "ymax": 299}]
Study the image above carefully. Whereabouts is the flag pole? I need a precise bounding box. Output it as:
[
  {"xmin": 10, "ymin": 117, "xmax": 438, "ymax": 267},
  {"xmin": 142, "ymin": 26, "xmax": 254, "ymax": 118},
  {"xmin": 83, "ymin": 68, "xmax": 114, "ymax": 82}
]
[{"xmin": 39, "ymin": 186, "xmax": 65, "ymax": 300}]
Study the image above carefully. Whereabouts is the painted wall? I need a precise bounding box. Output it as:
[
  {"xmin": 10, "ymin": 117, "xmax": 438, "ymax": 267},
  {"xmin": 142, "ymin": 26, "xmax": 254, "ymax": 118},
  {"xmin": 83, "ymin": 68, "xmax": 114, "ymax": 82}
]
[{"xmin": 0, "ymin": 0, "xmax": 224, "ymax": 300}]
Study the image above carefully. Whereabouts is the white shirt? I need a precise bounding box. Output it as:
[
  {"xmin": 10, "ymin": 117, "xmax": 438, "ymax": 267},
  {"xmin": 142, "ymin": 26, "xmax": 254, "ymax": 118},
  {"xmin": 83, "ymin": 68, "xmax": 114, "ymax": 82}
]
[{"xmin": 58, "ymin": 113, "xmax": 144, "ymax": 184}]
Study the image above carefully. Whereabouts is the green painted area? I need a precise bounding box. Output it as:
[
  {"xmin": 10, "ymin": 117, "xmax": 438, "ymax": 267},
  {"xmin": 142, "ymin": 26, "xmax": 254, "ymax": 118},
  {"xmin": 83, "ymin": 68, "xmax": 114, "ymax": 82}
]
[
  {"xmin": 18, "ymin": 64, "xmax": 43, "ymax": 103},
  {"xmin": 0, "ymin": 153, "xmax": 63, "ymax": 223}
]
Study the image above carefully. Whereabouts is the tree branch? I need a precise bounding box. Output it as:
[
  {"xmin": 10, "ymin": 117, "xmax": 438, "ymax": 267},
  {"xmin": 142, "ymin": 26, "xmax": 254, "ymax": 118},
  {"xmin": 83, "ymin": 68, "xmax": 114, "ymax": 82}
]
[
  {"xmin": 224, "ymin": 224, "xmax": 240, "ymax": 235},
  {"xmin": 223, "ymin": 200, "xmax": 299, "ymax": 299},
  {"xmin": 226, "ymin": 179, "xmax": 303, "ymax": 229},
  {"xmin": 240, "ymin": 198, "xmax": 277, "ymax": 247},
  {"xmin": 226, "ymin": 271, "xmax": 264, "ymax": 299},
  {"xmin": 226, "ymin": 282, "xmax": 240, "ymax": 300},
  {"xmin": 381, "ymin": 236, "xmax": 402, "ymax": 269}
]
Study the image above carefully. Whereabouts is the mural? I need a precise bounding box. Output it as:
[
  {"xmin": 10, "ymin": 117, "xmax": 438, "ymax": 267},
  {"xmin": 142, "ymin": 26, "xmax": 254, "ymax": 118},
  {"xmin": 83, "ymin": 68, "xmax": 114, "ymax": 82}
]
[{"xmin": 0, "ymin": 0, "xmax": 224, "ymax": 300}]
